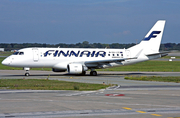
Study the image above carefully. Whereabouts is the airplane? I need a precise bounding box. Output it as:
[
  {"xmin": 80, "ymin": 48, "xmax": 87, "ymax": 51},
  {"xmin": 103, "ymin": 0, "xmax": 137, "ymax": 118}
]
[{"xmin": 2, "ymin": 20, "xmax": 167, "ymax": 76}]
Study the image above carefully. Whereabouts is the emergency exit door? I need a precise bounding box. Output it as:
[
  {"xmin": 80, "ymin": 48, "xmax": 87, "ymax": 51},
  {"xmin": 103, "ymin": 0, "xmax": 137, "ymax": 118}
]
[
  {"xmin": 32, "ymin": 48, "xmax": 39, "ymax": 62},
  {"xmin": 126, "ymin": 50, "xmax": 131, "ymax": 62}
]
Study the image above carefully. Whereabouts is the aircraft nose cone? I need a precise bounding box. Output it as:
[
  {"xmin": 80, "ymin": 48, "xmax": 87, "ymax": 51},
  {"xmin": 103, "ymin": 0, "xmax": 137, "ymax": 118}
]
[{"xmin": 1, "ymin": 58, "xmax": 10, "ymax": 66}]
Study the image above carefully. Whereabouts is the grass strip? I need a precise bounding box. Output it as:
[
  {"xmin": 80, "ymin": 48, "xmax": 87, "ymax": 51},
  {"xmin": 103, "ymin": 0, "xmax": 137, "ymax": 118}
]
[
  {"xmin": 0, "ymin": 79, "xmax": 109, "ymax": 91},
  {"xmin": 0, "ymin": 52, "xmax": 13, "ymax": 56},
  {"xmin": 162, "ymin": 56, "xmax": 180, "ymax": 59},
  {"xmin": 124, "ymin": 76, "xmax": 180, "ymax": 83},
  {"xmin": 99, "ymin": 60, "xmax": 180, "ymax": 72}
]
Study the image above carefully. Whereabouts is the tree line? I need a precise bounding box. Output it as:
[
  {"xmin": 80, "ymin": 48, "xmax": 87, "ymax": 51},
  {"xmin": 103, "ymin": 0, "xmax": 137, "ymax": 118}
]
[{"xmin": 0, "ymin": 41, "xmax": 179, "ymax": 51}]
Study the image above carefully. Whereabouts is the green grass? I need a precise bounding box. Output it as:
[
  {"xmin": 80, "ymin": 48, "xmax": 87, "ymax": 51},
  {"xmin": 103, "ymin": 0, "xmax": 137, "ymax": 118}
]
[
  {"xmin": 124, "ymin": 76, "xmax": 180, "ymax": 83},
  {"xmin": 0, "ymin": 51, "xmax": 13, "ymax": 56},
  {"xmin": 162, "ymin": 56, "xmax": 180, "ymax": 59},
  {"xmin": 100, "ymin": 60, "xmax": 180, "ymax": 72},
  {"xmin": 0, "ymin": 79, "xmax": 110, "ymax": 90}
]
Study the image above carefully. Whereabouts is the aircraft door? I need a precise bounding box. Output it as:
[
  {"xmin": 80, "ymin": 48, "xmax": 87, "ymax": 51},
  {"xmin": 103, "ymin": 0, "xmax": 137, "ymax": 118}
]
[
  {"xmin": 125, "ymin": 50, "xmax": 131, "ymax": 62},
  {"xmin": 32, "ymin": 48, "xmax": 39, "ymax": 62}
]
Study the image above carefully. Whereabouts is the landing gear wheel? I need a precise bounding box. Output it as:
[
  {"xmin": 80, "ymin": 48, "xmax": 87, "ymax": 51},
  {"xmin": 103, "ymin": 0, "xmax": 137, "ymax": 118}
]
[
  {"xmin": 81, "ymin": 71, "xmax": 86, "ymax": 76},
  {"xmin": 25, "ymin": 73, "xmax": 29, "ymax": 77},
  {"xmin": 24, "ymin": 67, "xmax": 30, "ymax": 77},
  {"xmin": 90, "ymin": 71, "xmax": 97, "ymax": 76}
]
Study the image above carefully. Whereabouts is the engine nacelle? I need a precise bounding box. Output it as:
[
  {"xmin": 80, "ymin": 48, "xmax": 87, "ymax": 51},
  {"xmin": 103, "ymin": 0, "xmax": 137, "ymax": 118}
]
[
  {"xmin": 52, "ymin": 68, "xmax": 66, "ymax": 72},
  {"xmin": 67, "ymin": 63, "xmax": 88, "ymax": 74}
]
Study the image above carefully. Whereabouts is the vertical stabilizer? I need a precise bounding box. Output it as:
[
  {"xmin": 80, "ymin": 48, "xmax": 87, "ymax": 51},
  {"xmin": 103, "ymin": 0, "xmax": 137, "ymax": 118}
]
[
  {"xmin": 128, "ymin": 20, "xmax": 166, "ymax": 56},
  {"xmin": 141, "ymin": 20, "xmax": 166, "ymax": 53}
]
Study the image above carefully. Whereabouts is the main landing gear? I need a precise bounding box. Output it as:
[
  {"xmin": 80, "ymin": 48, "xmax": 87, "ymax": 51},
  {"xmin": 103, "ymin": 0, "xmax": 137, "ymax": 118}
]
[
  {"xmin": 81, "ymin": 71, "xmax": 86, "ymax": 76},
  {"xmin": 24, "ymin": 67, "xmax": 30, "ymax": 77},
  {"xmin": 90, "ymin": 69, "xmax": 97, "ymax": 76}
]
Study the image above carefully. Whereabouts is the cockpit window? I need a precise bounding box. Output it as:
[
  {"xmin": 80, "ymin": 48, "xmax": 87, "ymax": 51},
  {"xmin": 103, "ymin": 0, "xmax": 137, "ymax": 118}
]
[
  {"xmin": 13, "ymin": 52, "xmax": 24, "ymax": 55},
  {"xmin": 19, "ymin": 52, "xmax": 24, "ymax": 55},
  {"xmin": 13, "ymin": 52, "xmax": 19, "ymax": 55}
]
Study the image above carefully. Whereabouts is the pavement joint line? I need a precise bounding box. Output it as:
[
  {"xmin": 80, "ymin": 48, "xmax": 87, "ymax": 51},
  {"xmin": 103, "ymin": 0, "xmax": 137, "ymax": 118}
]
[{"xmin": 151, "ymin": 114, "xmax": 162, "ymax": 116}]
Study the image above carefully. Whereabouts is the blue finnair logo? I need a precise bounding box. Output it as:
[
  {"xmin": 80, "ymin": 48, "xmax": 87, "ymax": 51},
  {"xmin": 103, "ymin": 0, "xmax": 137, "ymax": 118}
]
[
  {"xmin": 143, "ymin": 31, "xmax": 161, "ymax": 41},
  {"xmin": 44, "ymin": 50, "xmax": 106, "ymax": 57}
]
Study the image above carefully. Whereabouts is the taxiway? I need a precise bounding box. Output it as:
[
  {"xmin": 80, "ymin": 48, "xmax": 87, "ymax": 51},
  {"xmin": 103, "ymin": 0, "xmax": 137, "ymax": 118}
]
[
  {"xmin": 1, "ymin": 70, "xmax": 180, "ymax": 86},
  {"xmin": 0, "ymin": 70, "xmax": 180, "ymax": 118}
]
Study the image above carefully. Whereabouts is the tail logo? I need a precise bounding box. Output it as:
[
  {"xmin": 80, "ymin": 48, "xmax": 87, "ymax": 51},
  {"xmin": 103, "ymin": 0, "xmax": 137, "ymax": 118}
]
[{"xmin": 143, "ymin": 31, "xmax": 161, "ymax": 41}]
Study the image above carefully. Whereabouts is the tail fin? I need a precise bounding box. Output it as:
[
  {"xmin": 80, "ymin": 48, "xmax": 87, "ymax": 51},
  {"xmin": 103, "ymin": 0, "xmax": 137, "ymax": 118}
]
[
  {"xmin": 141, "ymin": 20, "xmax": 166, "ymax": 53},
  {"xmin": 128, "ymin": 20, "xmax": 166, "ymax": 56}
]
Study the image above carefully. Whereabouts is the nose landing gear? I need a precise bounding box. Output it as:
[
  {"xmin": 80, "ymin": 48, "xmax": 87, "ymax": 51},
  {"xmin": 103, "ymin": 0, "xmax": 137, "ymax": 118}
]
[
  {"xmin": 25, "ymin": 72, "xmax": 30, "ymax": 76},
  {"xmin": 24, "ymin": 67, "xmax": 30, "ymax": 77}
]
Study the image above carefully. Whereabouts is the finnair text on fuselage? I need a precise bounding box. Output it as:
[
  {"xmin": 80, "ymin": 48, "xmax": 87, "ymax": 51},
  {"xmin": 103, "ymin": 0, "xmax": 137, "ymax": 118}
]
[{"xmin": 44, "ymin": 50, "xmax": 109, "ymax": 57}]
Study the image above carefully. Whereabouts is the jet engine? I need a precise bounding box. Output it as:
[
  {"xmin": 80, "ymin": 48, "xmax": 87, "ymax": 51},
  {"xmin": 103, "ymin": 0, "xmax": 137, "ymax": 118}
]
[{"xmin": 67, "ymin": 63, "xmax": 88, "ymax": 74}]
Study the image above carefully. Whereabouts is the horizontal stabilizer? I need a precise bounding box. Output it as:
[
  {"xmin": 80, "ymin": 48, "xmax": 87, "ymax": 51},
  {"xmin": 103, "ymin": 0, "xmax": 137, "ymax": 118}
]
[{"xmin": 146, "ymin": 51, "xmax": 169, "ymax": 57}]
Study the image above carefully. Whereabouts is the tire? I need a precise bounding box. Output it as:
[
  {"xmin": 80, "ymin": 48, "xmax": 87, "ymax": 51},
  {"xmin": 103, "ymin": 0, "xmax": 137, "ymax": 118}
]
[
  {"xmin": 25, "ymin": 73, "xmax": 29, "ymax": 76},
  {"xmin": 90, "ymin": 71, "xmax": 97, "ymax": 76},
  {"xmin": 81, "ymin": 71, "xmax": 86, "ymax": 76}
]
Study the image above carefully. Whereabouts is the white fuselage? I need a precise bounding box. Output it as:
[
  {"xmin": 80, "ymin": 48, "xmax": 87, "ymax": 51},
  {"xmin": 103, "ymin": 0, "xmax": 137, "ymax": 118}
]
[{"xmin": 2, "ymin": 48, "xmax": 149, "ymax": 69}]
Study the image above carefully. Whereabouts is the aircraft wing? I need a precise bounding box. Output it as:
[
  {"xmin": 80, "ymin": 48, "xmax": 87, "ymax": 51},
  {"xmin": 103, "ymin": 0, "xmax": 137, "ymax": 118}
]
[
  {"xmin": 84, "ymin": 57, "xmax": 137, "ymax": 64},
  {"xmin": 84, "ymin": 49, "xmax": 142, "ymax": 65}
]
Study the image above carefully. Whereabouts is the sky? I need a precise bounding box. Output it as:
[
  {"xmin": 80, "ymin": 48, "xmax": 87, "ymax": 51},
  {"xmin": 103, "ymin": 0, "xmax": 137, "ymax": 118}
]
[{"xmin": 0, "ymin": 0, "xmax": 180, "ymax": 44}]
